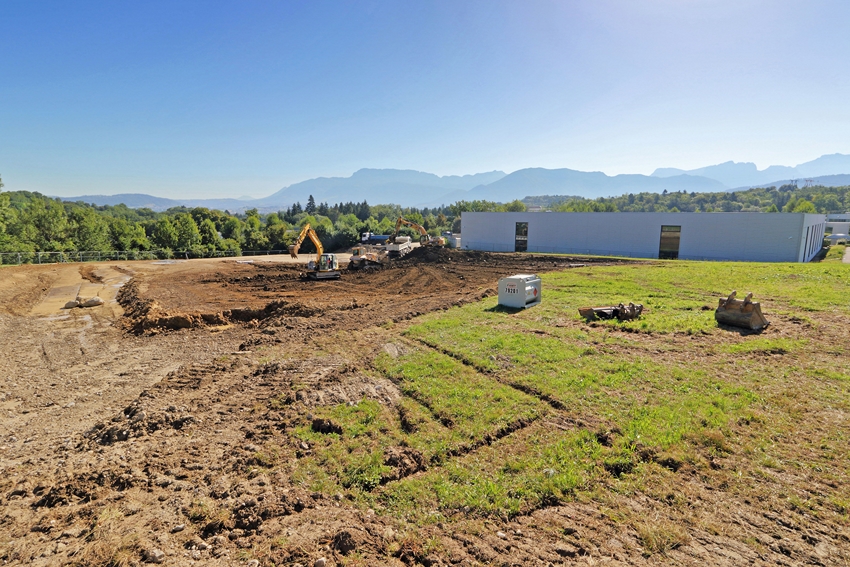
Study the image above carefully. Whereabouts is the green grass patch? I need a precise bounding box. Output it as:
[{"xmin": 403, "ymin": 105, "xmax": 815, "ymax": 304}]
[
  {"xmin": 379, "ymin": 425, "xmax": 600, "ymax": 519},
  {"xmin": 288, "ymin": 259, "xmax": 850, "ymax": 532},
  {"xmin": 374, "ymin": 347, "xmax": 546, "ymax": 459},
  {"xmin": 290, "ymin": 351, "xmax": 547, "ymax": 498},
  {"xmin": 720, "ymin": 337, "xmax": 807, "ymax": 355},
  {"xmin": 822, "ymin": 244, "xmax": 846, "ymax": 262}
]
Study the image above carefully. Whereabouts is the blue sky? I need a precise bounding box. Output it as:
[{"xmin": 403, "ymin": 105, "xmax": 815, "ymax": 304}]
[{"xmin": 2, "ymin": 0, "xmax": 849, "ymax": 199}]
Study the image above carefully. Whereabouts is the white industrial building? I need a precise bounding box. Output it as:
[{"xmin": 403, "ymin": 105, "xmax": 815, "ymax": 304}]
[
  {"xmin": 461, "ymin": 212, "xmax": 826, "ymax": 263},
  {"xmin": 825, "ymin": 213, "xmax": 850, "ymax": 244}
]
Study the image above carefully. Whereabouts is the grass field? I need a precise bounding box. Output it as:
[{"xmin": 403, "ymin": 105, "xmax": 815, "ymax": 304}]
[{"xmin": 285, "ymin": 259, "xmax": 850, "ymax": 558}]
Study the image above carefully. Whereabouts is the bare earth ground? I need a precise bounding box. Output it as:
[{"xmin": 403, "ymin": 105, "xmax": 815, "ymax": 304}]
[{"xmin": 0, "ymin": 250, "xmax": 848, "ymax": 566}]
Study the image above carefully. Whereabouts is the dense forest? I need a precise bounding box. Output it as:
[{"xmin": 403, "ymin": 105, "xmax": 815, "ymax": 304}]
[
  {"xmin": 524, "ymin": 183, "xmax": 850, "ymax": 214},
  {"xmin": 1, "ymin": 171, "xmax": 848, "ymax": 263}
]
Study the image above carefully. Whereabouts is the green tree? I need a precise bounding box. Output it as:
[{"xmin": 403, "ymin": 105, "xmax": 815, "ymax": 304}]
[
  {"xmin": 151, "ymin": 217, "xmax": 178, "ymax": 249},
  {"xmin": 812, "ymin": 193, "xmax": 841, "ymax": 213},
  {"xmin": 221, "ymin": 217, "xmax": 243, "ymax": 241},
  {"xmin": 265, "ymin": 222, "xmax": 291, "ymax": 250},
  {"xmin": 501, "ymin": 199, "xmax": 527, "ymax": 212},
  {"xmin": 199, "ymin": 218, "xmax": 222, "ymax": 250},
  {"xmin": 68, "ymin": 207, "xmax": 111, "ymax": 251},
  {"xmin": 791, "ymin": 199, "xmax": 817, "ymax": 213},
  {"xmin": 19, "ymin": 198, "xmax": 70, "ymax": 250},
  {"xmin": 0, "ymin": 185, "xmax": 10, "ymax": 237},
  {"xmin": 241, "ymin": 210, "xmax": 268, "ymax": 250},
  {"xmin": 174, "ymin": 213, "xmax": 202, "ymax": 250},
  {"xmin": 305, "ymin": 195, "xmax": 317, "ymax": 214},
  {"xmin": 109, "ymin": 218, "xmax": 151, "ymax": 250},
  {"xmin": 553, "ymin": 199, "xmax": 616, "ymax": 212}
]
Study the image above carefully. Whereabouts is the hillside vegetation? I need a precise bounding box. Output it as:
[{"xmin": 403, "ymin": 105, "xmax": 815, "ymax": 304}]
[{"xmin": 524, "ymin": 183, "xmax": 850, "ymax": 213}]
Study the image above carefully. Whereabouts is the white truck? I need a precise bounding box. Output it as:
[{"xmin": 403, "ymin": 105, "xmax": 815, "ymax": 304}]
[{"xmin": 386, "ymin": 236, "xmax": 412, "ymax": 258}]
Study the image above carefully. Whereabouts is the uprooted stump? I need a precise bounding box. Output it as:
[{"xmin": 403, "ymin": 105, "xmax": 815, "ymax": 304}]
[{"xmin": 579, "ymin": 302, "xmax": 643, "ymax": 322}]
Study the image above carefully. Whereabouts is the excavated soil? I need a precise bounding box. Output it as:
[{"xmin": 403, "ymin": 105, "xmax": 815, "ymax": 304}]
[
  {"xmin": 118, "ymin": 248, "xmax": 614, "ymax": 335},
  {"xmin": 1, "ymin": 250, "xmax": 847, "ymax": 566}
]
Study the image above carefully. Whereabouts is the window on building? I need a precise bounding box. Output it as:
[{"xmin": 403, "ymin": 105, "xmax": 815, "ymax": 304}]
[
  {"xmin": 659, "ymin": 225, "xmax": 681, "ymax": 259},
  {"xmin": 515, "ymin": 222, "xmax": 528, "ymax": 252}
]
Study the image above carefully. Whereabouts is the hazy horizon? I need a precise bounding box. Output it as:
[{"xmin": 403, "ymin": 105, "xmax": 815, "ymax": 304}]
[{"xmin": 2, "ymin": 1, "xmax": 849, "ymax": 199}]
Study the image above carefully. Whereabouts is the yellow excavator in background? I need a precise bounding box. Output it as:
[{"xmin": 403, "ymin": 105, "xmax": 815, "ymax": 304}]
[
  {"xmin": 389, "ymin": 216, "xmax": 446, "ymax": 247},
  {"xmin": 288, "ymin": 223, "xmax": 341, "ymax": 280}
]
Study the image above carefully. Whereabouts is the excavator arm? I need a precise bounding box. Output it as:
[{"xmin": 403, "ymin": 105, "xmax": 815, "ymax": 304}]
[
  {"xmin": 307, "ymin": 229, "xmax": 324, "ymax": 257},
  {"xmin": 289, "ymin": 224, "xmax": 310, "ymax": 258},
  {"xmin": 288, "ymin": 223, "xmax": 324, "ymax": 259},
  {"xmin": 389, "ymin": 216, "xmax": 429, "ymax": 242}
]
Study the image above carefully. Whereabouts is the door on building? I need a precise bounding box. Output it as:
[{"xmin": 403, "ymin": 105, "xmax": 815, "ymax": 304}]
[
  {"xmin": 659, "ymin": 225, "xmax": 681, "ymax": 259},
  {"xmin": 515, "ymin": 222, "xmax": 528, "ymax": 252}
]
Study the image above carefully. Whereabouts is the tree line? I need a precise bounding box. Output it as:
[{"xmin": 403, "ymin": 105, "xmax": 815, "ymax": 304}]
[
  {"xmin": 0, "ymin": 180, "xmax": 464, "ymax": 261},
  {"xmin": 2, "ymin": 172, "xmax": 847, "ymax": 264},
  {"xmin": 528, "ymin": 184, "xmax": 850, "ymax": 214}
]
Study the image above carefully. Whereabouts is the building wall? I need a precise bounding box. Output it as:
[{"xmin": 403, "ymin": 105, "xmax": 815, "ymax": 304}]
[
  {"xmin": 826, "ymin": 221, "xmax": 850, "ymax": 234},
  {"xmin": 461, "ymin": 212, "xmax": 826, "ymax": 263},
  {"xmin": 799, "ymin": 216, "xmax": 826, "ymax": 262}
]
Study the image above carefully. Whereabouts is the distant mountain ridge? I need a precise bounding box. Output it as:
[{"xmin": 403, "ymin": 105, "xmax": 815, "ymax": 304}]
[
  {"xmin": 652, "ymin": 153, "xmax": 850, "ymax": 188},
  {"xmin": 58, "ymin": 154, "xmax": 850, "ymax": 211},
  {"xmin": 63, "ymin": 193, "xmax": 251, "ymax": 211},
  {"xmin": 253, "ymin": 168, "xmax": 507, "ymax": 208},
  {"xmin": 458, "ymin": 168, "xmax": 728, "ymax": 204}
]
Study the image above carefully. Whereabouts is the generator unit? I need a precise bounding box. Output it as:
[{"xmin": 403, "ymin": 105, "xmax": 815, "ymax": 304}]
[{"xmin": 497, "ymin": 274, "xmax": 541, "ymax": 309}]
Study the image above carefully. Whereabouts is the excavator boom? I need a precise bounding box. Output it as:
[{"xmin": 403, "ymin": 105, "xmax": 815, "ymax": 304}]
[
  {"xmin": 389, "ymin": 216, "xmax": 446, "ymax": 247},
  {"xmin": 288, "ymin": 223, "xmax": 325, "ymax": 259}
]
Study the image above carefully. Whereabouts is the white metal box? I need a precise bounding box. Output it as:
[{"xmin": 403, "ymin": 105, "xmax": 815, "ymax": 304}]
[{"xmin": 498, "ymin": 274, "xmax": 541, "ymax": 308}]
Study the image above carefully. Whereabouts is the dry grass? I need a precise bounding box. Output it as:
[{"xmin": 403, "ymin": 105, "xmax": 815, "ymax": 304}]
[{"xmin": 635, "ymin": 519, "xmax": 690, "ymax": 555}]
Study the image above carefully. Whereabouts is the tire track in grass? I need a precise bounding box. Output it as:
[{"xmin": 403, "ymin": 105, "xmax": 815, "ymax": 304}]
[
  {"xmin": 368, "ymin": 342, "xmax": 549, "ymax": 483},
  {"xmin": 411, "ymin": 335, "xmax": 569, "ymax": 411}
]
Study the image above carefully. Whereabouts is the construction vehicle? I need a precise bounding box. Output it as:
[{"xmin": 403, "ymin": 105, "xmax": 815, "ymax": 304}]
[
  {"xmin": 389, "ymin": 216, "xmax": 446, "ymax": 248},
  {"xmin": 348, "ymin": 245, "xmax": 386, "ymax": 270},
  {"xmin": 288, "ymin": 223, "xmax": 341, "ymax": 280},
  {"xmin": 386, "ymin": 236, "xmax": 413, "ymax": 258},
  {"xmin": 715, "ymin": 290, "xmax": 769, "ymax": 330},
  {"xmin": 360, "ymin": 232, "xmax": 390, "ymax": 245}
]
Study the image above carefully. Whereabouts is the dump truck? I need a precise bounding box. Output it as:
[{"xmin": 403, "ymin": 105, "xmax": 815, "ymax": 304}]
[{"xmin": 386, "ymin": 236, "xmax": 413, "ymax": 258}]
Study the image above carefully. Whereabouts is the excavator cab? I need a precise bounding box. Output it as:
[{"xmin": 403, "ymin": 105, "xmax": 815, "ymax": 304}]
[{"xmin": 317, "ymin": 254, "xmax": 338, "ymax": 272}]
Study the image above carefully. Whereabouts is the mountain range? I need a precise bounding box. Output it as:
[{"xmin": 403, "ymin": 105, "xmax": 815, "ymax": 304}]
[
  {"xmin": 652, "ymin": 153, "xmax": 850, "ymax": 188},
  {"xmin": 60, "ymin": 153, "xmax": 850, "ymax": 211}
]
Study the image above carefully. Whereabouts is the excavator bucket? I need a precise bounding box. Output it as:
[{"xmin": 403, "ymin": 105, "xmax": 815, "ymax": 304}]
[
  {"xmin": 715, "ymin": 291, "xmax": 769, "ymax": 330},
  {"xmin": 288, "ymin": 243, "xmax": 300, "ymax": 258}
]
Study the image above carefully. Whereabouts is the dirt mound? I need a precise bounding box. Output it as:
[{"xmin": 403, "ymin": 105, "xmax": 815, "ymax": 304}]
[
  {"xmin": 79, "ymin": 264, "xmax": 104, "ymax": 283},
  {"xmin": 118, "ymin": 279, "xmax": 323, "ymax": 333}
]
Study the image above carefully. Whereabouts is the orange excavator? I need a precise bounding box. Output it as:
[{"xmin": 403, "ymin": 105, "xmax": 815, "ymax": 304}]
[
  {"xmin": 388, "ymin": 216, "xmax": 446, "ymax": 247},
  {"xmin": 288, "ymin": 223, "xmax": 341, "ymax": 280}
]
